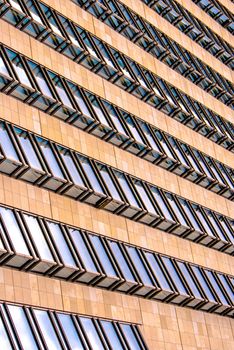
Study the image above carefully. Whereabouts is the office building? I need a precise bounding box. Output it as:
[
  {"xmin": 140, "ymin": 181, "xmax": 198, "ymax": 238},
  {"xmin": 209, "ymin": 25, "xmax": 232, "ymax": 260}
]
[{"xmin": 0, "ymin": 0, "xmax": 233, "ymax": 348}]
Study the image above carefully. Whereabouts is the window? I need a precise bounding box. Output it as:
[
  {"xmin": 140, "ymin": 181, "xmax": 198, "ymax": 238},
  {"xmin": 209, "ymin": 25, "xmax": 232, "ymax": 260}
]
[
  {"xmin": 114, "ymin": 171, "xmax": 139, "ymax": 209},
  {"xmin": 0, "ymin": 314, "xmax": 13, "ymax": 350},
  {"xmin": 46, "ymin": 221, "xmax": 77, "ymax": 271},
  {"xmin": 0, "ymin": 121, "xmax": 21, "ymax": 175},
  {"xmin": 88, "ymin": 233, "xmax": 119, "ymax": 287},
  {"xmin": 57, "ymin": 145, "xmax": 88, "ymax": 199},
  {"xmin": 161, "ymin": 257, "xmax": 189, "ymax": 300},
  {"xmin": 77, "ymin": 155, "xmax": 103, "ymax": 194},
  {"xmin": 79, "ymin": 317, "xmax": 105, "ymax": 350},
  {"xmin": 23, "ymin": 213, "xmax": 56, "ymax": 273},
  {"xmin": 0, "ymin": 207, "xmax": 30, "ymax": 259},
  {"xmin": 100, "ymin": 321, "xmax": 124, "ymax": 350},
  {"xmin": 0, "ymin": 303, "xmax": 148, "ymax": 350},
  {"xmin": 108, "ymin": 240, "xmax": 137, "ymax": 292},
  {"xmin": 191, "ymin": 266, "xmax": 218, "ymax": 310},
  {"xmin": 14, "ymin": 127, "xmax": 45, "ymax": 183},
  {"xmin": 120, "ymin": 324, "xmax": 142, "ymax": 350},
  {"xmin": 204, "ymin": 270, "xmax": 229, "ymax": 307},
  {"xmin": 36, "ymin": 137, "xmax": 64, "ymax": 179},
  {"xmin": 68, "ymin": 228, "xmax": 100, "ymax": 283},
  {"xmin": 150, "ymin": 186, "xmax": 176, "ymax": 231},
  {"xmin": 126, "ymin": 246, "xmax": 155, "ymax": 296},
  {"xmin": 57, "ymin": 313, "xmax": 85, "ymax": 350},
  {"xmin": 7, "ymin": 305, "xmax": 39, "ymax": 350},
  {"xmin": 144, "ymin": 252, "xmax": 174, "ymax": 299},
  {"xmin": 14, "ymin": 127, "xmax": 42, "ymax": 171},
  {"xmin": 33, "ymin": 309, "xmax": 63, "ymax": 350},
  {"xmin": 177, "ymin": 261, "xmax": 203, "ymax": 304}
]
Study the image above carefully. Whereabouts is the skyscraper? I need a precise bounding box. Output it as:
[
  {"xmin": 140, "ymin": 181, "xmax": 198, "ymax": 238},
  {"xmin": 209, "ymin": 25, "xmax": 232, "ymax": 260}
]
[{"xmin": 0, "ymin": 0, "xmax": 233, "ymax": 348}]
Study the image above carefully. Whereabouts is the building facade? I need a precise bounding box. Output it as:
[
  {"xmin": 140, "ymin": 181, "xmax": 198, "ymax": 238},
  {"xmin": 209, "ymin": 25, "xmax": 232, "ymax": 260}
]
[{"xmin": 0, "ymin": 0, "xmax": 233, "ymax": 348}]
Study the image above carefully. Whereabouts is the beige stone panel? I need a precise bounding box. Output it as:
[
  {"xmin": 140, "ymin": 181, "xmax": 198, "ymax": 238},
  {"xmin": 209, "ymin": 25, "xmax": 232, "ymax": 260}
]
[
  {"xmin": 0, "ymin": 174, "xmax": 233, "ymax": 275},
  {"xmin": 0, "ymin": 11, "xmax": 233, "ymax": 124},
  {"xmin": 0, "ymin": 94, "xmax": 233, "ymax": 217},
  {"xmin": 120, "ymin": 0, "xmax": 234, "ymax": 83},
  {"xmin": 220, "ymin": 0, "xmax": 234, "ymax": 13}
]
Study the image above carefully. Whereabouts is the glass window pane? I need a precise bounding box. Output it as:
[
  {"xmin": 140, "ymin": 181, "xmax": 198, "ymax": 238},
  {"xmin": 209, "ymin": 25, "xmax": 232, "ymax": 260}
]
[
  {"xmin": 0, "ymin": 122, "xmax": 19, "ymax": 161},
  {"xmin": 33, "ymin": 309, "xmax": 62, "ymax": 350},
  {"xmin": 97, "ymin": 165, "xmax": 121, "ymax": 201},
  {"xmin": 140, "ymin": 123, "xmax": 160, "ymax": 152},
  {"xmin": 191, "ymin": 266, "xmax": 216, "ymax": 302},
  {"xmin": 101, "ymin": 321, "xmax": 124, "ymax": 350},
  {"xmin": 57, "ymin": 313, "xmax": 84, "ymax": 350},
  {"xmin": 23, "ymin": 214, "xmax": 53, "ymax": 261},
  {"xmin": 49, "ymin": 75, "xmax": 72, "ymax": 108},
  {"xmin": 177, "ymin": 262, "xmax": 202, "ymax": 299},
  {"xmin": 103, "ymin": 103, "xmax": 126, "ymax": 135},
  {"xmin": 162, "ymin": 257, "xmax": 188, "ymax": 295},
  {"xmin": 205, "ymin": 270, "xmax": 229, "ymax": 305},
  {"xmin": 77, "ymin": 155, "xmax": 104, "ymax": 194},
  {"xmin": 89, "ymin": 234, "xmax": 117, "ymax": 277},
  {"xmin": 79, "ymin": 317, "xmax": 105, "ymax": 350},
  {"xmin": 68, "ymin": 229, "xmax": 97, "ymax": 272},
  {"xmin": 133, "ymin": 181, "xmax": 156, "ymax": 214},
  {"xmin": 165, "ymin": 193, "xmax": 187, "ymax": 226},
  {"xmin": 46, "ymin": 221, "xmax": 76, "ymax": 267},
  {"xmin": 150, "ymin": 187, "xmax": 173, "ymax": 221},
  {"xmin": 14, "ymin": 127, "xmax": 42, "ymax": 170},
  {"xmin": 88, "ymin": 95, "xmax": 109, "ymax": 127},
  {"xmin": 0, "ymin": 314, "xmax": 14, "ymax": 350},
  {"xmin": 36, "ymin": 137, "xmax": 64, "ymax": 179},
  {"xmin": 57, "ymin": 146, "xmax": 84, "ymax": 186},
  {"xmin": 217, "ymin": 274, "xmax": 234, "ymax": 302},
  {"xmin": 178, "ymin": 199, "xmax": 201, "ymax": 231},
  {"xmin": 204, "ymin": 210, "xmax": 226, "ymax": 241},
  {"xmin": 0, "ymin": 56, "xmax": 10, "ymax": 77},
  {"xmin": 73, "ymin": 89, "xmax": 93, "ymax": 118},
  {"xmin": 192, "ymin": 205, "xmax": 214, "ymax": 237},
  {"xmin": 126, "ymin": 246, "xmax": 153, "ymax": 286},
  {"xmin": 12, "ymin": 58, "xmax": 32, "ymax": 87},
  {"xmin": 145, "ymin": 252, "xmax": 172, "ymax": 291},
  {"xmin": 8, "ymin": 305, "xmax": 38, "ymax": 350},
  {"xmin": 125, "ymin": 116, "xmax": 144, "ymax": 144},
  {"xmin": 28, "ymin": 62, "xmax": 53, "ymax": 98},
  {"xmin": 108, "ymin": 241, "xmax": 136, "ymax": 282},
  {"xmin": 114, "ymin": 171, "xmax": 140, "ymax": 208},
  {"xmin": 121, "ymin": 324, "xmax": 141, "ymax": 350},
  {"xmin": 0, "ymin": 207, "xmax": 29, "ymax": 255}
]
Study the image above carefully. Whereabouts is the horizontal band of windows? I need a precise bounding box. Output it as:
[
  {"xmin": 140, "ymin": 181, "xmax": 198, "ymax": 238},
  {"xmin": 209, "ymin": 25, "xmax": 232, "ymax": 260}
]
[
  {"xmin": 0, "ymin": 5, "xmax": 233, "ymax": 152},
  {"xmin": 72, "ymin": 0, "xmax": 234, "ymax": 108},
  {"xmin": 0, "ymin": 203, "xmax": 233, "ymax": 317},
  {"xmin": 0, "ymin": 119, "xmax": 233, "ymax": 256},
  {"xmin": 0, "ymin": 301, "xmax": 147, "ymax": 350},
  {"xmin": 0, "ymin": 46, "xmax": 233, "ymax": 194},
  {"xmin": 193, "ymin": 0, "xmax": 234, "ymax": 34},
  {"xmin": 141, "ymin": 0, "xmax": 234, "ymax": 69}
]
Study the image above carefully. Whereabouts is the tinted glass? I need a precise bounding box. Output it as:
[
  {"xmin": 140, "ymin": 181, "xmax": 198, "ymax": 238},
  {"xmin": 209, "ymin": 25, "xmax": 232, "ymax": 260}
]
[
  {"xmin": 0, "ymin": 207, "xmax": 29, "ymax": 255},
  {"xmin": 57, "ymin": 313, "xmax": 84, "ymax": 350},
  {"xmin": 23, "ymin": 214, "xmax": 53, "ymax": 261},
  {"xmin": 79, "ymin": 317, "xmax": 105, "ymax": 350},
  {"xmin": 0, "ymin": 122, "xmax": 19, "ymax": 161},
  {"xmin": 69, "ymin": 229, "xmax": 97, "ymax": 272},
  {"xmin": 8, "ymin": 305, "xmax": 38, "ymax": 350},
  {"xmin": 46, "ymin": 221, "xmax": 76, "ymax": 267},
  {"xmin": 89, "ymin": 234, "xmax": 117, "ymax": 277},
  {"xmin": 162, "ymin": 257, "xmax": 188, "ymax": 295},
  {"xmin": 33, "ymin": 309, "xmax": 62, "ymax": 350}
]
